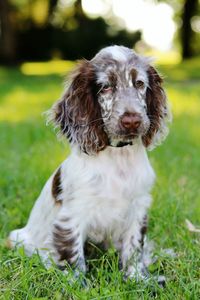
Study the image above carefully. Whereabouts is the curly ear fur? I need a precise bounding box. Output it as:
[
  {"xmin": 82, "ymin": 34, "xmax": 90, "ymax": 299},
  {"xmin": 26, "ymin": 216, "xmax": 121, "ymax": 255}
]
[
  {"xmin": 50, "ymin": 60, "xmax": 108, "ymax": 154},
  {"xmin": 142, "ymin": 66, "xmax": 171, "ymax": 149}
]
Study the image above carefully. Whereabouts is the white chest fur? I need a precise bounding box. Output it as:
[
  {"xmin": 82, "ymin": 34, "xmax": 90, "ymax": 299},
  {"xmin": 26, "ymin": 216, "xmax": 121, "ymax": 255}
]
[{"xmin": 61, "ymin": 143, "xmax": 155, "ymax": 243}]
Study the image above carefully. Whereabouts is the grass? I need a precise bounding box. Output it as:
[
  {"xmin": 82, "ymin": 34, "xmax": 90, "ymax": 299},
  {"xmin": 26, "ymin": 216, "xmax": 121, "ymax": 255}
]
[{"xmin": 0, "ymin": 58, "xmax": 200, "ymax": 299}]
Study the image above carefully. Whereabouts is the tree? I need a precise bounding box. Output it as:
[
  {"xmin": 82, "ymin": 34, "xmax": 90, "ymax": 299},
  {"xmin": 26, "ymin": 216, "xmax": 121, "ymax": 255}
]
[
  {"xmin": 161, "ymin": 0, "xmax": 200, "ymax": 58},
  {"xmin": 0, "ymin": 0, "xmax": 16, "ymax": 64},
  {"xmin": 0, "ymin": 0, "xmax": 141, "ymax": 63},
  {"xmin": 181, "ymin": 0, "xmax": 198, "ymax": 58}
]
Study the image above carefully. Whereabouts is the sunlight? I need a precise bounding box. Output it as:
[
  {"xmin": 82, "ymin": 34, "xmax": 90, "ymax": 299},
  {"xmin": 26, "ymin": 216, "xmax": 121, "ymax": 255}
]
[
  {"xmin": 169, "ymin": 89, "xmax": 200, "ymax": 117},
  {"xmin": 82, "ymin": 0, "xmax": 110, "ymax": 17},
  {"xmin": 20, "ymin": 60, "xmax": 75, "ymax": 76},
  {"xmin": 0, "ymin": 88, "xmax": 58, "ymax": 122},
  {"xmin": 82, "ymin": 0, "xmax": 176, "ymax": 51},
  {"xmin": 146, "ymin": 50, "xmax": 181, "ymax": 65}
]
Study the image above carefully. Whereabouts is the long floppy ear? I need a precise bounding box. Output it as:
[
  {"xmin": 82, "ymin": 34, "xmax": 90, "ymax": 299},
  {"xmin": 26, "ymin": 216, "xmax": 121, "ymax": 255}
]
[
  {"xmin": 49, "ymin": 60, "xmax": 108, "ymax": 154},
  {"xmin": 142, "ymin": 66, "xmax": 172, "ymax": 149}
]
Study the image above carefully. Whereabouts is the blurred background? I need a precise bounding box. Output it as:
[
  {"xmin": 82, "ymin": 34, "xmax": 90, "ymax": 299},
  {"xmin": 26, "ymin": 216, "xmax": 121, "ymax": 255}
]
[
  {"xmin": 0, "ymin": 2, "xmax": 200, "ymax": 297},
  {"xmin": 0, "ymin": 0, "xmax": 200, "ymax": 64}
]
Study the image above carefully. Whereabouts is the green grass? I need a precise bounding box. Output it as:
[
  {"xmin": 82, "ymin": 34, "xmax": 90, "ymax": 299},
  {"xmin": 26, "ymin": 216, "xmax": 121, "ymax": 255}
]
[{"xmin": 0, "ymin": 59, "xmax": 200, "ymax": 299}]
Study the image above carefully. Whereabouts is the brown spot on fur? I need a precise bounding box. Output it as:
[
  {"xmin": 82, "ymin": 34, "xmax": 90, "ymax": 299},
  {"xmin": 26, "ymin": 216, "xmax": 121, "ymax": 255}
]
[
  {"xmin": 139, "ymin": 215, "xmax": 148, "ymax": 248},
  {"xmin": 52, "ymin": 167, "xmax": 62, "ymax": 205},
  {"xmin": 108, "ymin": 72, "xmax": 117, "ymax": 91},
  {"xmin": 53, "ymin": 224, "xmax": 79, "ymax": 263},
  {"xmin": 130, "ymin": 68, "xmax": 137, "ymax": 83}
]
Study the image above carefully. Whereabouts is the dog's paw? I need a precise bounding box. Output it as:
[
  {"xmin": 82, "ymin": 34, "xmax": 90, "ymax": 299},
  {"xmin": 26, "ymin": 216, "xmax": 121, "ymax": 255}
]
[{"xmin": 123, "ymin": 263, "xmax": 150, "ymax": 282}]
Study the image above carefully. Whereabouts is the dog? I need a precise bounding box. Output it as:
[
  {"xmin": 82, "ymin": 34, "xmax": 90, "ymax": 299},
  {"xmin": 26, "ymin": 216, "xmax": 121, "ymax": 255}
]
[{"xmin": 8, "ymin": 45, "xmax": 171, "ymax": 280}]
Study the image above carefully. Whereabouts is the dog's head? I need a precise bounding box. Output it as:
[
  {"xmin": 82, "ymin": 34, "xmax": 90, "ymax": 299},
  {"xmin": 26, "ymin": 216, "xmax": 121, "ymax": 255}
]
[{"xmin": 50, "ymin": 46, "xmax": 171, "ymax": 154}]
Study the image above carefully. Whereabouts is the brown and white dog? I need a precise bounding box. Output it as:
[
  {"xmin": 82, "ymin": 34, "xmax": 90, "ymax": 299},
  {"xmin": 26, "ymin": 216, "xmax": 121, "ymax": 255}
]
[{"xmin": 9, "ymin": 46, "xmax": 171, "ymax": 280}]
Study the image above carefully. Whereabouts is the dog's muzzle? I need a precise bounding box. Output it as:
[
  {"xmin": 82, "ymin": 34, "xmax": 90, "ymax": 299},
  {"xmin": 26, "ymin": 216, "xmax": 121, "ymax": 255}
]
[{"xmin": 120, "ymin": 112, "xmax": 142, "ymax": 134}]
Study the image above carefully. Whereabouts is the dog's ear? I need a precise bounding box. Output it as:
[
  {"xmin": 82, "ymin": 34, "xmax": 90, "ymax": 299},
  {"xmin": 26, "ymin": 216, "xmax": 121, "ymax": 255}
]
[
  {"xmin": 50, "ymin": 60, "xmax": 108, "ymax": 154},
  {"xmin": 142, "ymin": 66, "xmax": 172, "ymax": 149}
]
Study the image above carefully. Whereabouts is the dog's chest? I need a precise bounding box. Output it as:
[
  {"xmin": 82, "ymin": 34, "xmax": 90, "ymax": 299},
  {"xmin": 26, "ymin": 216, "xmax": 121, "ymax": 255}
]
[
  {"xmin": 86, "ymin": 147, "xmax": 154, "ymax": 242},
  {"xmin": 90, "ymin": 146, "xmax": 154, "ymax": 198},
  {"xmin": 63, "ymin": 146, "xmax": 155, "ymax": 239}
]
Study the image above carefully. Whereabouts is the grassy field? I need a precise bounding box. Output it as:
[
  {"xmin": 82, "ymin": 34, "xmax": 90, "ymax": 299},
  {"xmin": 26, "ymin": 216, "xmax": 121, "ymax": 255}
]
[{"xmin": 0, "ymin": 58, "xmax": 200, "ymax": 299}]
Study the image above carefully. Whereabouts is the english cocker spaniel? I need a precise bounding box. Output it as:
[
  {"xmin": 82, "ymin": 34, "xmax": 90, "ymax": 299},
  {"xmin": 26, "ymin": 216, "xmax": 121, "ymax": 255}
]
[{"xmin": 9, "ymin": 45, "xmax": 171, "ymax": 281}]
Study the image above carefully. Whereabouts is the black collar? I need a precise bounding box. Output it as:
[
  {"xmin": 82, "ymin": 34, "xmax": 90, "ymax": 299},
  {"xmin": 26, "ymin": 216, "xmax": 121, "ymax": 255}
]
[{"xmin": 109, "ymin": 141, "xmax": 133, "ymax": 148}]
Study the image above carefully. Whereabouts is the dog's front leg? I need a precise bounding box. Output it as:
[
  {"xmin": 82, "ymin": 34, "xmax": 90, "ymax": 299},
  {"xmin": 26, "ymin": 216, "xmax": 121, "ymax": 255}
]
[
  {"xmin": 120, "ymin": 215, "xmax": 148, "ymax": 281},
  {"xmin": 52, "ymin": 210, "xmax": 86, "ymax": 276}
]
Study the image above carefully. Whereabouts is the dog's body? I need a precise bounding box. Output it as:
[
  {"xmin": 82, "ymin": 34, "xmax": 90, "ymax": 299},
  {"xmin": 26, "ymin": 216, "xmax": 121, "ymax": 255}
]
[{"xmin": 9, "ymin": 46, "xmax": 171, "ymax": 279}]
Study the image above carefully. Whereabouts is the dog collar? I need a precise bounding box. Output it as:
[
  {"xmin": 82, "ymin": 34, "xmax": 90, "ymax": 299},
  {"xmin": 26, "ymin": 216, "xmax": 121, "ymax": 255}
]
[{"xmin": 109, "ymin": 141, "xmax": 133, "ymax": 148}]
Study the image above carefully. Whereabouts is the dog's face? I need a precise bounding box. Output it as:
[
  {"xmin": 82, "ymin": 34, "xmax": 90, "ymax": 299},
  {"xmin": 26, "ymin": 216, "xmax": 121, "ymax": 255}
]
[
  {"xmin": 93, "ymin": 47, "xmax": 151, "ymax": 145},
  {"xmin": 50, "ymin": 46, "xmax": 171, "ymax": 154}
]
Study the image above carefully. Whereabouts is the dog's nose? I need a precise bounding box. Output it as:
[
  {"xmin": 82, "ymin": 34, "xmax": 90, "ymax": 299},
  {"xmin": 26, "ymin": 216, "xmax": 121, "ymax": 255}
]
[{"xmin": 121, "ymin": 113, "xmax": 142, "ymax": 131}]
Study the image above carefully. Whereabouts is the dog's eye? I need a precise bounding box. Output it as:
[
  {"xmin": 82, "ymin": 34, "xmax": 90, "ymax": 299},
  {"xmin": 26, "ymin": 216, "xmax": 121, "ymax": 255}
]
[
  {"xmin": 102, "ymin": 84, "xmax": 112, "ymax": 93},
  {"xmin": 135, "ymin": 80, "xmax": 144, "ymax": 89}
]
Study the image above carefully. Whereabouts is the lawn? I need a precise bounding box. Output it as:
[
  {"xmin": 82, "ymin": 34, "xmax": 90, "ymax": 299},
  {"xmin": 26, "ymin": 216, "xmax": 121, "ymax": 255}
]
[{"xmin": 0, "ymin": 58, "xmax": 200, "ymax": 299}]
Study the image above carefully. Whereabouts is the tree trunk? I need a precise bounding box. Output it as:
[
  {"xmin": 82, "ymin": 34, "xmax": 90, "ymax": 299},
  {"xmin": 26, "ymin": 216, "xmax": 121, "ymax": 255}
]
[
  {"xmin": 181, "ymin": 0, "xmax": 198, "ymax": 58},
  {"xmin": 0, "ymin": 0, "xmax": 16, "ymax": 64}
]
